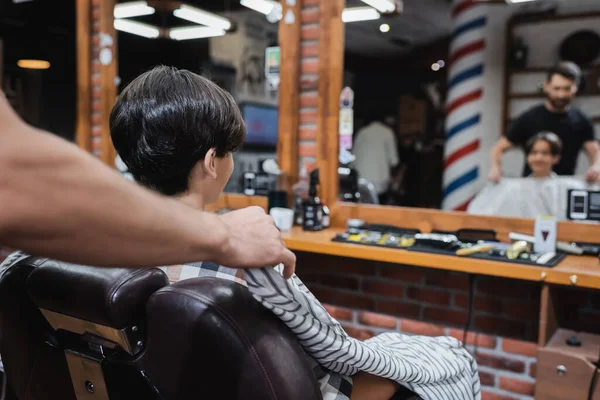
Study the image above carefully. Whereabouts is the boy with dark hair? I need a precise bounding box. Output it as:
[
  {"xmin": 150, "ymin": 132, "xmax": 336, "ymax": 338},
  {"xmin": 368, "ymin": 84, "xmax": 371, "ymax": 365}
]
[
  {"xmin": 525, "ymin": 131, "xmax": 562, "ymax": 178},
  {"xmin": 489, "ymin": 61, "xmax": 600, "ymax": 182},
  {"xmin": 109, "ymin": 66, "xmax": 479, "ymax": 400}
]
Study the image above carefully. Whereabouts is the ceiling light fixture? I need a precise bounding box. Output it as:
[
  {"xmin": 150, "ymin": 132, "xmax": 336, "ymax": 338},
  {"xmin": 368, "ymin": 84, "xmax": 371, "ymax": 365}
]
[
  {"xmin": 360, "ymin": 0, "xmax": 396, "ymax": 13},
  {"xmin": 342, "ymin": 7, "xmax": 381, "ymax": 23},
  {"xmin": 114, "ymin": 1, "xmax": 155, "ymax": 19},
  {"xmin": 173, "ymin": 4, "xmax": 232, "ymax": 31},
  {"xmin": 114, "ymin": 19, "xmax": 160, "ymax": 38},
  {"xmin": 240, "ymin": 0, "xmax": 282, "ymax": 16},
  {"xmin": 431, "ymin": 63, "xmax": 440, "ymax": 71},
  {"xmin": 379, "ymin": 23, "xmax": 391, "ymax": 33},
  {"xmin": 17, "ymin": 59, "xmax": 51, "ymax": 70},
  {"xmin": 169, "ymin": 26, "xmax": 226, "ymax": 40}
]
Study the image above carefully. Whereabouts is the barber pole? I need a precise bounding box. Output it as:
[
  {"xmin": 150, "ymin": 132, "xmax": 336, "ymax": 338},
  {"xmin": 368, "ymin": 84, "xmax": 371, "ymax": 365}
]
[{"xmin": 442, "ymin": 0, "xmax": 488, "ymax": 211}]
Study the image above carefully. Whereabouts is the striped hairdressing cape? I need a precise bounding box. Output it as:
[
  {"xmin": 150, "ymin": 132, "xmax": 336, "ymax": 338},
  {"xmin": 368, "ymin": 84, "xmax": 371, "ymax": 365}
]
[{"xmin": 245, "ymin": 266, "xmax": 481, "ymax": 400}]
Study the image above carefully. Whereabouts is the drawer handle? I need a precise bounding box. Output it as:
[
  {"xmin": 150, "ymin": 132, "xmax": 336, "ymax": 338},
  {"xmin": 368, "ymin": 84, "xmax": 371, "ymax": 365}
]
[{"xmin": 556, "ymin": 365, "xmax": 567, "ymax": 376}]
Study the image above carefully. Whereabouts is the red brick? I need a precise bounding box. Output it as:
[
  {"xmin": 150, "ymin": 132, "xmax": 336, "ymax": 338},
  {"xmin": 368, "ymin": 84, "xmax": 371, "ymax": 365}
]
[
  {"xmin": 299, "ymin": 126, "xmax": 317, "ymax": 140},
  {"xmin": 299, "ymin": 142, "xmax": 316, "ymax": 157},
  {"xmin": 406, "ymin": 287, "xmax": 450, "ymax": 306},
  {"xmin": 379, "ymin": 266, "xmax": 423, "ymax": 284},
  {"xmin": 376, "ymin": 300, "xmax": 420, "ymax": 319},
  {"xmin": 300, "ymin": 92, "xmax": 318, "ymax": 108},
  {"xmin": 322, "ymin": 304, "xmax": 353, "ymax": 321},
  {"xmin": 401, "ymin": 319, "xmax": 444, "ymax": 337},
  {"xmin": 301, "ymin": 7, "xmax": 320, "ymax": 24},
  {"xmin": 91, "ymin": 112, "xmax": 102, "ymax": 125},
  {"xmin": 499, "ymin": 377, "xmax": 535, "ymax": 395},
  {"xmin": 363, "ymin": 280, "xmax": 403, "ymax": 298},
  {"xmin": 342, "ymin": 324, "xmax": 375, "ymax": 341},
  {"xmin": 301, "ymin": 59, "xmax": 319, "ymax": 74},
  {"xmin": 301, "ymin": 25, "xmax": 319, "ymax": 41},
  {"xmin": 358, "ymin": 312, "xmax": 397, "ymax": 329},
  {"xmin": 300, "ymin": 77, "xmax": 318, "ymax": 90},
  {"xmin": 503, "ymin": 301, "xmax": 539, "ymax": 320},
  {"xmin": 300, "ymin": 110, "xmax": 317, "ymax": 124},
  {"xmin": 92, "ymin": 7, "xmax": 101, "ymax": 20},
  {"xmin": 502, "ymin": 338, "xmax": 538, "ymax": 357},
  {"xmin": 423, "ymin": 307, "xmax": 467, "ymax": 327},
  {"xmin": 481, "ymin": 392, "xmax": 519, "ymax": 400},
  {"xmin": 310, "ymin": 287, "xmax": 375, "ymax": 311},
  {"xmin": 529, "ymin": 362, "xmax": 536, "ymax": 378},
  {"xmin": 426, "ymin": 271, "xmax": 470, "ymax": 291},
  {"xmin": 327, "ymin": 259, "xmax": 377, "ymax": 276},
  {"xmin": 475, "ymin": 316, "xmax": 527, "ymax": 339},
  {"xmin": 301, "ymin": 41, "xmax": 320, "ymax": 58},
  {"xmin": 319, "ymin": 275, "xmax": 359, "ymax": 290},
  {"xmin": 477, "ymin": 278, "xmax": 537, "ymax": 300},
  {"xmin": 92, "ymin": 99, "xmax": 101, "ymax": 112},
  {"xmin": 92, "ymin": 85, "xmax": 101, "ymax": 97},
  {"xmin": 447, "ymin": 328, "xmax": 497, "ymax": 349},
  {"xmin": 455, "ymin": 294, "xmax": 504, "ymax": 314},
  {"xmin": 479, "ymin": 370, "xmax": 495, "ymax": 387},
  {"xmin": 92, "ymin": 126, "xmax": 102, "ymax": 137},
  {"xmin": 475, "ymin": 352, "xmax": 525, "ymax": 373}
]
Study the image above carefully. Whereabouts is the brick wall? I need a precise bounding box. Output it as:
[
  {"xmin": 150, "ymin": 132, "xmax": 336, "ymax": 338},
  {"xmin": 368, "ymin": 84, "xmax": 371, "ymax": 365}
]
[
  {"xmin": 298, "ymin": 0, "xmax": 320, "ymax": 174},
  {"xmin": 297, "ymin": 251, "xmax": 600, "ymax": 399},
  {"xmin": 90, "ymin": 0, "xmax": 104, "ymax": 158}
]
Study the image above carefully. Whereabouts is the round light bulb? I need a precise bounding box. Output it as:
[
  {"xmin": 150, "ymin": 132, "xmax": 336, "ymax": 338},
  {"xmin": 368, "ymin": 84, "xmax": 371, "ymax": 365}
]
[
  {"xmin": 431, "ymin": 63, "xmax": 440, "ymax": 71},
  {"xmin": 379, "ymin": 24, "xmax": 391, "ymax": 33},
  {"xmin": 437, "ymin": 60, "xmax": 445, "ymax": 68}
]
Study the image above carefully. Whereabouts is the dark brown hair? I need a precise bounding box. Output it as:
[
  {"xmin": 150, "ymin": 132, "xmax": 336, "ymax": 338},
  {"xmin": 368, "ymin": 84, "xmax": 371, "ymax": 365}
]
[
  {"xmin": 546, "ymin": 61, "xmax": 581, "ymax": 85},
  {"xmin": 110, "ymin": 66, "xmax": 245, "ymax": 195},
  {"xmin": 525, "ymin": 132, "xmax": 563, "ymax": 157}
]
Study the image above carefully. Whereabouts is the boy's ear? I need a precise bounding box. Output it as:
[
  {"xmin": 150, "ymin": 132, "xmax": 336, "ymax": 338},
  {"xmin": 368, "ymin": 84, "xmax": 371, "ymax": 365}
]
[{"xmin": 203, "ymin": 148, "xmax": 218, "ymax": 179}]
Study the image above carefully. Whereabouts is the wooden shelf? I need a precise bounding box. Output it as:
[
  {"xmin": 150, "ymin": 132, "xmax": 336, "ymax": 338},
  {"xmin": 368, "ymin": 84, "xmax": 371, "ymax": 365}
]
[{"xmin": 282, "ymin": 227, "xmax": 600, "ymax": 290}]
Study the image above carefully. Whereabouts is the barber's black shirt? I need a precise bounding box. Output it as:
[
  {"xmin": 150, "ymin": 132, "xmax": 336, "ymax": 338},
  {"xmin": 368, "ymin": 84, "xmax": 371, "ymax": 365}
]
[{"xmin": 506, "ymin": 104, "xmax": 595, "ymax": 176}]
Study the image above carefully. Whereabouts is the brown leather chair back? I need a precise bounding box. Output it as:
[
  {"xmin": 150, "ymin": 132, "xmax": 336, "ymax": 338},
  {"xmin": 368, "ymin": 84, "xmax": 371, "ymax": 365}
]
[{"xmin": 0, "ymin": 257, "xmax": 322, "ymax": 400}]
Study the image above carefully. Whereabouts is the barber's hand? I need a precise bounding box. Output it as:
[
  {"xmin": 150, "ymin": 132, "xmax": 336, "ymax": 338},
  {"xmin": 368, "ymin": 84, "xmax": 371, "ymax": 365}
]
[
  {"xmin": 488, "ymin": 166, "xmax": 502, "ymax": 184},
  {"xmin": 217, "ymin": 206, "xmax": 296, "ymax": 279},
  {"xmin": 584, "ymin": 165, "xmax": 600, "ymax": 182}
]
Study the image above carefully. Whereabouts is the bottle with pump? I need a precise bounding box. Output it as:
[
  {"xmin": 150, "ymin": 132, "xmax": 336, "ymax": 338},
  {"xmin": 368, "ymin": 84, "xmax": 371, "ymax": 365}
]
[{"xmin": 302, "ymin": 169, "xmax": 324, "ymax": 231}]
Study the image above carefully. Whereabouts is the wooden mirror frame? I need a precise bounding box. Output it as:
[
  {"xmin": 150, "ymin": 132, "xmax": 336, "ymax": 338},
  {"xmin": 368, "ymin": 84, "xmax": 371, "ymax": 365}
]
[
  {"xmin": 75, "ymin": 0, "xmax": 302, "ymax": 210},
  {"xmin": 309, "ymin": 0, "xmax": 600, "ymax": 244}
]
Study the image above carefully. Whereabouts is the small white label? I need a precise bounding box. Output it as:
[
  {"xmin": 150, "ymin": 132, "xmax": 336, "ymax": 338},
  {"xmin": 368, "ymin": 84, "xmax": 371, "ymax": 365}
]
[
  {"xmin": 284, "ymin": 9, "xmax": 295, "ymax": 24},
  {"xmin": 534, "ymin": 216, "xmax": 557, "ymax": 254},
  {"xmin": 99, "ymin": 48, "xmax": 112, "ymax": 65}
]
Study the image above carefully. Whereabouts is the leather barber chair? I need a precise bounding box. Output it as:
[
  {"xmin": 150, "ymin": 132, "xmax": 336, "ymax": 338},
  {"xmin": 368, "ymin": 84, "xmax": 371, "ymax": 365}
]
[
  {"xmin": 0, "ymin": 257, "xmax": 419, "ymax": 400},
  {"xmin": 0, "ymin": 256, "xmax": 323, "ymax": 400}
]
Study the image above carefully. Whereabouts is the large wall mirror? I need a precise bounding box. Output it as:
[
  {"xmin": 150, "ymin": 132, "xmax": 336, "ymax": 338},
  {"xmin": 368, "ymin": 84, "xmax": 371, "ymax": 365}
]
[
  {"xmin": 112, "ymin": 0, "xmax": 298, "ymax": 205},
  {"xmin": 325, "ymin": 0, "xmax": 600, "ymax": 225}
]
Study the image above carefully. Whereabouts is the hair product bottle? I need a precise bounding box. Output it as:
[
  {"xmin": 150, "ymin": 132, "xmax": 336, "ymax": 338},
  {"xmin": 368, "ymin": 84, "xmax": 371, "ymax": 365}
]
[{"xmin": 302, "ymin": 169, "xmax": 324, "ymax": 231}]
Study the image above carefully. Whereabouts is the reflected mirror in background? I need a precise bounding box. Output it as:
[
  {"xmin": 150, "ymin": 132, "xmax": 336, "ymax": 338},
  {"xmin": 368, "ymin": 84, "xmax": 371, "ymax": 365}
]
[
  {"xmin": 115, "ymin": 0, "xmax": 280, "ymax": 194},
  {"xmin": 0, "ymin": 0, "xmax": 76, "ymax": 141},
  {"xmin": 340, "ymin": 0, "xmax": 600, "ymax": 222}
]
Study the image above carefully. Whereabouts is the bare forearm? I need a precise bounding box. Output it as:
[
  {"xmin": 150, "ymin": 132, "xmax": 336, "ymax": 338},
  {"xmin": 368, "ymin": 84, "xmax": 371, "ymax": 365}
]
[{"xmin": 0, "ymin": 122, "xmax": 228, "ymax": 267}]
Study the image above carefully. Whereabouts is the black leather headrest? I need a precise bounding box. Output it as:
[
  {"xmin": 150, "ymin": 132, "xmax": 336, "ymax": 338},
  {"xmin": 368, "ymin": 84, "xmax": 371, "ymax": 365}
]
[{"xmin": 27, "ymin": 259, "xmax": 168, "ymax": 329}]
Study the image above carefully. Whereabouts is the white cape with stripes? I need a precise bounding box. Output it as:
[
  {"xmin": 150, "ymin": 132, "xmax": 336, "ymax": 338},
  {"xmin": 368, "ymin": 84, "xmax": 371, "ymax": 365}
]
[{"xmin": 245, "ymin": 266, "xmax": 481, "ymax": 400}]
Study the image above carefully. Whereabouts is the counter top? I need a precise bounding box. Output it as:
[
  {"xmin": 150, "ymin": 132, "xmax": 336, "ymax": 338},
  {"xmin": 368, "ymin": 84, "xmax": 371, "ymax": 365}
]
[{"xmin": 282, "ymin": 227, "xmax": 600, "ymax": 290}]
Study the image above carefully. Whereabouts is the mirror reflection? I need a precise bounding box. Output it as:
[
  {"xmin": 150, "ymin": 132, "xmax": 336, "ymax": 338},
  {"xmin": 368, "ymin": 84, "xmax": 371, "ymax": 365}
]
[
  {"xmin": 339, "ymin": 0, "xmax": 600, "ymax": 221},
  {"xmin": 115, "ymin": 0, "xmax": 280, "ymax": 195},
  {"xmin": 0, "ymin": 1, "xmax": 76, "ymax": 141}
]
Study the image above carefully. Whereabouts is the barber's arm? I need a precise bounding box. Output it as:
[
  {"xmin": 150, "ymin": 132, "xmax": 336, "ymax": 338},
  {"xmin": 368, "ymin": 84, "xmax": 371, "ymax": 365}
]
[
  {"xmin": 583, "ymin": 140, "xmax": 600, "ymax": 182},
  {"xmin": 488, "ymin": 137, "xmax": 515, "ymax": 183},
  {"xmin": 489, "ymin": 118, "xmax": 525, "ymax": 183},
  {"xmin": 0, "ymin": 94, "xmax": 295, "ymax": 277}
]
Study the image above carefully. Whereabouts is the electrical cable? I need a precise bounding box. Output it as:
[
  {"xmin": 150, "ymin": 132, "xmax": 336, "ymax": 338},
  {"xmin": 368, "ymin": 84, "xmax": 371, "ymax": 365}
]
[{"xmin": 462, "ymin": 274, "xmax": 477, "ymax": 349}]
